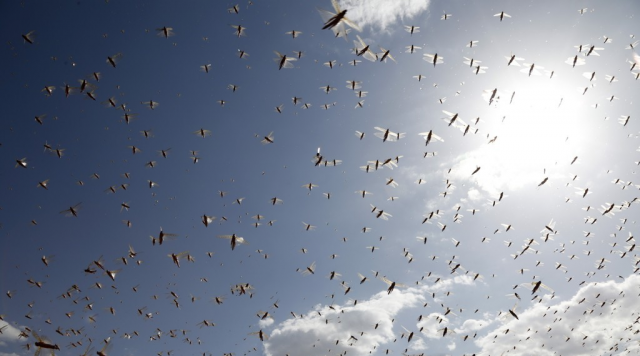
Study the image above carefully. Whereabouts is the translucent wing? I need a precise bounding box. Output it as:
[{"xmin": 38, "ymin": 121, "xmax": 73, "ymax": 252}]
[
  {"xmin": 378, "ymin": 275, "xmax": 393, "ymax": 285},
  {"xmin": 282, "ymin": 57, "xmax": 296, "ymax": 69},
  {"xmin": 330, "ymin": 0, "xmax": 341, "ymax": 13}
]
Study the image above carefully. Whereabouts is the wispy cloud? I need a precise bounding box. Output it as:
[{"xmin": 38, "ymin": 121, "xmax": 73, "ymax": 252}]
[
  {"xmin": 338, "ymin": 0, "xmax": 431, "ymax": 31},
  {"xmin": 0, "ymin": 352, "xmax": 21, "ymax": 356},
  {"xmin": 408, "ymin": 337, "xmax": 428, "ymax": 351},
  {"xmin": 454, "ymin": 315, "xmax": 494, "ymax": 334}
]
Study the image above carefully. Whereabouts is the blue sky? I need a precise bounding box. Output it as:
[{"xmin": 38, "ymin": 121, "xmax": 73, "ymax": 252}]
[{"xmin": 1, "ymin": 1, "xmax": 640, "ymax": 355}]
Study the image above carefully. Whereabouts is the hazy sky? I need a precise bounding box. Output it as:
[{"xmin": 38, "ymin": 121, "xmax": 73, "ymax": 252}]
[{"xmin": 1, "ymin": 1, "xmax": 640, "ymax": 356}]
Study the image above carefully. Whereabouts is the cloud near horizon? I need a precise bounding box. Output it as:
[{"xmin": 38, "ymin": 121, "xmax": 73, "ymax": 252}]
[
  {"xmin": 474, "ymin": 274, "xmax": 640, "ymax": 356},
  {"xmin": 263, "ymin": 274, "xmax": 477, "ymax": 356},
  {"xmin": 0, "ymin": 321, "xmax": 24, "ymax": 346}
]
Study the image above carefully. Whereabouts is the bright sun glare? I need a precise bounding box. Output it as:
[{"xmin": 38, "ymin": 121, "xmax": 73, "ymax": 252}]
[{"xmin": 451, "ymin": 75, "xmax": 592, "ymax": 196}]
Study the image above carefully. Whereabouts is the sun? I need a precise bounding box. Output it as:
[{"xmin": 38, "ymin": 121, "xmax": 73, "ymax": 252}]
[{"xmin": 450, "ymin": 73, "xmax": 594, "ymax": 196}]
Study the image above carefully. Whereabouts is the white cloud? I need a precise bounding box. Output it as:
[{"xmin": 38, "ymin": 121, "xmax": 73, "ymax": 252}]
[
  {"xmin": 454, "ymin": 317, "xmax": 494, "ymax": 334},
  {"xmin": 264, "ymin": 288, "xmax": 424, "ymax": 356},
  {"xmin": 428, "ymin": 275, "xmax": 476, "ymax": 298},
  {"xmin": 258, "ymin": 318, "xmax": 275, "ymax": 328},
  {"xmin": 0, "ymin": 321, "xmax": 23, "ymax": 344},
  {"xmin": 338, "ymin": 0, "xmax": 431, "ymax": 31},
  {"xmin": 446, "ymin": 341, "xmax": 456, "ymax": 350},
  {"xmin": 408, "ymin": 337, "xmax": 427, "ymax": 351},
  {"xmin": 416, "ymin": 313, "xmax": 449, "ymax": 339},
  {"xmin": 474, "ymin": 274, "xmax": 640, "ymax": 356},
  {"xmin": 467, "ymin": 188, "xmax": 481, "ymax": 201},
  {"xmin": 264, "ymin": 275, "xmax": 478, "ymax": 356}
]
